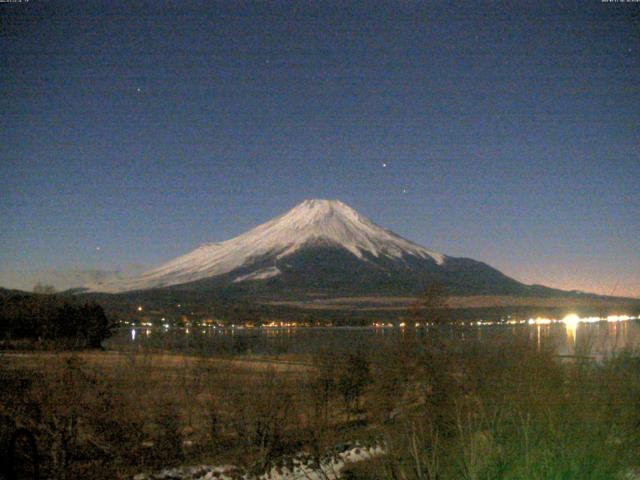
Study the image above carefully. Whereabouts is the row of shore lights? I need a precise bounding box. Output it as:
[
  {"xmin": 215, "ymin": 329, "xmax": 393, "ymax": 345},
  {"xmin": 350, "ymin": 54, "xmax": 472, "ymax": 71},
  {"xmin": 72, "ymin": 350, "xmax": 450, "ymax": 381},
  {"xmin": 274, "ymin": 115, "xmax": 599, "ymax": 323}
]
[
  {"xmin": 133, "ymin": 305, "xmax": 636, "ymax": 329},
  {"xmin": 373, "ymin": 314, "xmax": 637, "ymax": 328},
  {"xmin": 136, "ymin": 304, "xmax": 182, "ymax": 312}
]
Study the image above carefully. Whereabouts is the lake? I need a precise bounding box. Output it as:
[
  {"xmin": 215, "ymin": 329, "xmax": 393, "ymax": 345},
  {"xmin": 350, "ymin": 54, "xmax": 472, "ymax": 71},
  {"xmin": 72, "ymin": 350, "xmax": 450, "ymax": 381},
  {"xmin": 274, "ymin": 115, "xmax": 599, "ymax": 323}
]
[{"xmin": 106, "ymin": 314, "xmax": 640, "ymax": 359}]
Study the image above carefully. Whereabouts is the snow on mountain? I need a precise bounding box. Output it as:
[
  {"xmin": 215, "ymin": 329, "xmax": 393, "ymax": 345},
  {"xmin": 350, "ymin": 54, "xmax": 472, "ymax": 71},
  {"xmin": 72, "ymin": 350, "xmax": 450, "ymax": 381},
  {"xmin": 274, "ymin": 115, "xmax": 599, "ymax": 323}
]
[
  {"xmin": 88, "ymin": 199, "xmax": 446, "ymax": 293},
  {"xmin": 233, "ymin": 266, "xmax": 282, "ymax": 283}
]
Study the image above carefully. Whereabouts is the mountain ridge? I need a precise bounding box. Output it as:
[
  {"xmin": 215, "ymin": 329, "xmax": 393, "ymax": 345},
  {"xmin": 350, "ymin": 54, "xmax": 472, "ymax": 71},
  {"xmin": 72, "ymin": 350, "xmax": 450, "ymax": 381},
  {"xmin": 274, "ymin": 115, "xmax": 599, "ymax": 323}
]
[{"xmin": 85, "ymin": 199, "xmax": 565, "ymax": 298}]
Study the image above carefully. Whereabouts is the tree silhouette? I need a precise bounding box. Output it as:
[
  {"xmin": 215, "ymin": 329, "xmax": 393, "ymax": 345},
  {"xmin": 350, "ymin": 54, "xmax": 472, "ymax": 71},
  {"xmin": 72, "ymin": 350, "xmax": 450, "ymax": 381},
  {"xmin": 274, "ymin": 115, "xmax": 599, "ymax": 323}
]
[
  {"xmin": 411, "ymin": 282, "xmax": 450, "ymax": 325},
  {"xmin": 33, "ymin": 282, "xmax": 56, "ymax": 294}
]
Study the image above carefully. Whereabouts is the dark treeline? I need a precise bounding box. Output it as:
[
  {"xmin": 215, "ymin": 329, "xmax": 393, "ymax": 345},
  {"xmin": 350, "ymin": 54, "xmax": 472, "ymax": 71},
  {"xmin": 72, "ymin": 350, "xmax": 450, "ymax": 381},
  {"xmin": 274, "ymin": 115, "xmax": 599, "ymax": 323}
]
[{"xmin": 0, "ymin": 293, "xmax": 114, "ymax": 348}]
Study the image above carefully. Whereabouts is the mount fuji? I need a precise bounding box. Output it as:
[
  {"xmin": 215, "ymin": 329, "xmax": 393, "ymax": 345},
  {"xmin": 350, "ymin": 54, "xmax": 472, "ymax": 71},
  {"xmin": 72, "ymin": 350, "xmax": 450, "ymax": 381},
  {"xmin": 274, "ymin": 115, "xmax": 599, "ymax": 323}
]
[{"xmin": 88, "ymin": 199, "xmax": 538, "ymax": 297}]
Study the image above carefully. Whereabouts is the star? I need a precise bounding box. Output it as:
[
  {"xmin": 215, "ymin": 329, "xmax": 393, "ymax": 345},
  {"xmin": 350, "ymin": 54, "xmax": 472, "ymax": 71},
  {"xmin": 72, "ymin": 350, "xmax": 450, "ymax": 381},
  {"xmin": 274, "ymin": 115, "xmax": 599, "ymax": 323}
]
[
  {"xmin": 95, "ymin": 246, "xmax": 101, "ymax": 251},
  {"xmin": 136, "ymin": 87, "xmax": 142, "ymax": 93},
  {"xmin": 402, "ymin": 188, "xmax": 408, "ymax": 194},
  {"xmin": 382, "ymin": 162, "xmax": 387, "ymax": 168}
]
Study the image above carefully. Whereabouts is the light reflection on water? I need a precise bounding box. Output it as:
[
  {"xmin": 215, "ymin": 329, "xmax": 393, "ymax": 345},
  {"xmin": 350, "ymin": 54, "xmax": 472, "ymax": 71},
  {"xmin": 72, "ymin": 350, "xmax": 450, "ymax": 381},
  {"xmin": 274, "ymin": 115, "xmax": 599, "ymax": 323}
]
[{"xmin": 564, "ymin": 321, "xmax": 577, "ymax": 350}]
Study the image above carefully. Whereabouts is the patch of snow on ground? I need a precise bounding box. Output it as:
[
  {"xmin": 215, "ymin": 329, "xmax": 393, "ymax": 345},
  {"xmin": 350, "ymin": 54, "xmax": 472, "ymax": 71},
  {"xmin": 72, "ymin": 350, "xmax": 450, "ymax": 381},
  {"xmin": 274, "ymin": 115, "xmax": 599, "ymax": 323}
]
[{"xmin": 133, "ymin": 444, "xmax": 385, "ymax": 480}]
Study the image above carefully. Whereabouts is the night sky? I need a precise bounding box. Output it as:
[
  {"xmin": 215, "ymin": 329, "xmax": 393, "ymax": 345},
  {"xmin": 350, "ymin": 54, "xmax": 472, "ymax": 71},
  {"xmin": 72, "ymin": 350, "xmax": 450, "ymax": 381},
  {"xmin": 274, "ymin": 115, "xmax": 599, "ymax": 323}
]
[{"xmin": 1, "ymin": 1, "xmax": 638, "ymax": 297}]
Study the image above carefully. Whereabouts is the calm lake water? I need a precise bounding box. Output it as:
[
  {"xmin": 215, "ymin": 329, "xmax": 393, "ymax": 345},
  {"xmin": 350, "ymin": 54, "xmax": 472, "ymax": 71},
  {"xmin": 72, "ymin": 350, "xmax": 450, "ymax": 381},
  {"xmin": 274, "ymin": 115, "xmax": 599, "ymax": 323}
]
[{"xmin": 106, "ymin": 315, "xmax": 640, "ymax": 359}]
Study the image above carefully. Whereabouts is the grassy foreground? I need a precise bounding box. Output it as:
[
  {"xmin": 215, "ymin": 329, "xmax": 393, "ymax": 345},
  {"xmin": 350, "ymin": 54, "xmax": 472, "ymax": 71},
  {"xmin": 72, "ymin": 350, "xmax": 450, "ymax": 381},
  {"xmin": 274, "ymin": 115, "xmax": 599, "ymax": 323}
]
[{"xmin": 1, "ymin": 331, "xmax": 640, "ymax": 479}]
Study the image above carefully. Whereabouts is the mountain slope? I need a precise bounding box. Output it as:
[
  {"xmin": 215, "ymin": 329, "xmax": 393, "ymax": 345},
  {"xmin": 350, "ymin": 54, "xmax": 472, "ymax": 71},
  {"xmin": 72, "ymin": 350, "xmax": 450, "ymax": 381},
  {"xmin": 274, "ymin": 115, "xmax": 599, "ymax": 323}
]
[{"xmin": 88, "ymin": 199, "xmax": 532, "ymax": 296}]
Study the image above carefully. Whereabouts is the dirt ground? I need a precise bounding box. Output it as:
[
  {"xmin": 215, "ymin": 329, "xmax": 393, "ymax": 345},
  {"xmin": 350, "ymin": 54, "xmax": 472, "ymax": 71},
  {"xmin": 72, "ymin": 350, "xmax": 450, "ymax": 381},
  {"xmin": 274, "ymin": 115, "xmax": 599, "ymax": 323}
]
[{"xmin": 0, "ymin": 350, "xmax": 312, "ymax": 373}]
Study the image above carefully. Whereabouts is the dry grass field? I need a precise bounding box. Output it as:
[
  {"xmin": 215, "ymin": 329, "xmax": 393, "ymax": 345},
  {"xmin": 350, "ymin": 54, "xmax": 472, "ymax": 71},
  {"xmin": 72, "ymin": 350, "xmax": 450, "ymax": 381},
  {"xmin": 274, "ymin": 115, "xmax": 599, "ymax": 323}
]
[
  {"xmin": 2, "ymin": 330, "xmax": 640, "ymax": 480},
  {"xmin": 0, "ymin": 347, "xmax": 365, "ymax": 479}
]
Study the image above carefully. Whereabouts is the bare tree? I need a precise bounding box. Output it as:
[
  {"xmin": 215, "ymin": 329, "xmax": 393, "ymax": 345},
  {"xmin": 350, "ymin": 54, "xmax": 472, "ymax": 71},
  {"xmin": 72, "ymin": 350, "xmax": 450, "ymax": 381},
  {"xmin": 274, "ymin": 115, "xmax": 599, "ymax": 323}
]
[{"xmin": 411, "ymin": 283, "xmax": 450, "ymax": 326}]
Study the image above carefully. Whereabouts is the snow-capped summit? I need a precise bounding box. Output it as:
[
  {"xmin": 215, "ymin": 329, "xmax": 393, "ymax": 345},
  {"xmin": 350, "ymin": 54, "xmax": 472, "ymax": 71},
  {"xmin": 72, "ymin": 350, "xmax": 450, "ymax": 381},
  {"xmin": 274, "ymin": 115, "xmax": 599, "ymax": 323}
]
[
  {"xmin": 241, "ymin": 199, "xmax": 445, "ymax": 264},
  {"xmin": 88, "ymin": 199, "xmax": 446, "ymax": 293}
]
